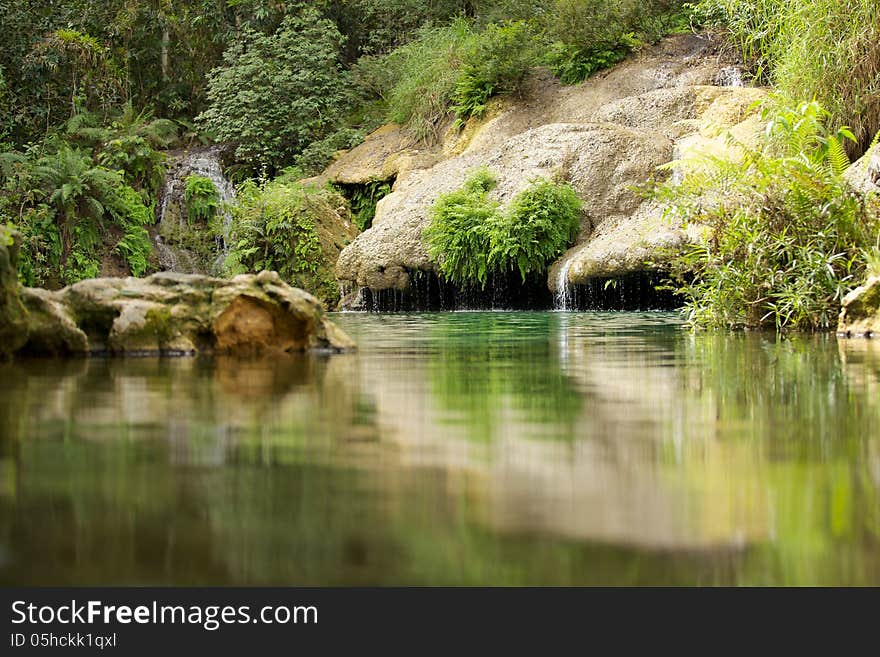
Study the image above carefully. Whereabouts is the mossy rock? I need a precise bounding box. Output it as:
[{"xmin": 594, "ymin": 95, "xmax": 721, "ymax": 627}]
[{"xmin": 0, "ymin": 228, "xmax": 30, "ymax": 358}]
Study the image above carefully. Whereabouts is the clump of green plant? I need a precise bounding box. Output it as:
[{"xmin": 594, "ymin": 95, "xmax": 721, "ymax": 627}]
[
  {"xmin": 225, "ymin": 178, "xmax": 347, "ymax": 304},
  {"xmin": 451, "ymin": 20, "xmax": 538, "ymax": 121},
  {"xmin": 424, "ymin": 168, "xmax": 500, "ymax": 287},
  {"xmin": 425, "ymin": 168, "xmax": 582, "ymax": 288},
  {"xmin": 489, "ymin": 178, "xmax": 582, "ymax": 281},
  {"xmin": 183, "ymin": 175, "xmax": 220, "ymax": 225},
  {"xmin": 696, "ymin": 0, "xmax": 880, "ymax": 155},
  {"xmin": 655, "ymin": 101, "xmax": 880, "ymax": 331},
  {"xmin": 108, "ymin": 185, "xmax": 153, "ymax": 277}
]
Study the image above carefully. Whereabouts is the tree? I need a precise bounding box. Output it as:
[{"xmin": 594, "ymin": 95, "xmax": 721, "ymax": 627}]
[{"xmin": 196, "ymin": 8, "xmax": 351, "ymax": 172}]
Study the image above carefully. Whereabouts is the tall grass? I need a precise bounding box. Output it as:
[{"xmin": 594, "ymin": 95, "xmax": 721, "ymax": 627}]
[
  {"xmin": 354, "ymin": 1, "xmax": 690, "ymax": 142},
  {"xmin": 699, "ymin": 0, "xmax": 880, "ymax": 156}
]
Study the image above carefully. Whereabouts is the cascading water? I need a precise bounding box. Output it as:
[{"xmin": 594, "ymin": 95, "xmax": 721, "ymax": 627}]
[
  {"xmin": 716, "ymin": 66, "xmax": 744, "ymax": 88},
  {"xmin": 554, "ymin": 258, "xmax": 575, "ymax": 311},
  {"xmin": 155, "ymin": 146, "xmax": 236, "ymax": 275}
]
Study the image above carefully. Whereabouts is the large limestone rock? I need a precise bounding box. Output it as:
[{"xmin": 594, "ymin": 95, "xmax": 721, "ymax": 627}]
[
  {"xmin": 320, "ymin": 124, "xmax": 439, "ymax": 185},
  {"xmin": 0, "ymin": 228, "xmax": 29, "ymax": 358},
  {"xmin": 333, "ymin": 33, "xmax": 768, "ymax": 303},
  {"xmin": 15, "ymin": 271, "xmax": 354, "ymax": 357},
  {"xmin": 336, "ymin": 123, "xmax": 673, "ymax": 290},
  {"xmin": 838, "ymin": 276, "xmax": 880, "ymax": 338}
]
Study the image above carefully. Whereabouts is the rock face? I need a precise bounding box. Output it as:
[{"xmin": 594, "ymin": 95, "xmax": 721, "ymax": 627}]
[
  {"xmin": 11, "ymin": 270, "xmax": 354, "ymax": 357},
  {"xmin": 332, "ymin": 34, "xmax": 768, "ymax": 305},
  {"xmin": 154, "ymin": 145, "xmax": 238, "ymax": 275},
  {"xmin": 845, "ymin": 146, "xmax": 880, "ymax": 195},
  {"xmin": 838, "ymin": 276, "xmax": 880, "ymax": 338}
]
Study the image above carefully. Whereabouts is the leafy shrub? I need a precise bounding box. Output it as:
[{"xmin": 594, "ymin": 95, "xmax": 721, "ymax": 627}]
[
  {"xmin": 184, "ymin": 175, "xmax": 220, "ymax": 225},
  {"xmin": 542, "ymin": 0, "xmax": 688, "ymax": 84},
  {"xmin": 655, "ymin": 101, "xmax": 880, "ymax": 331},
  {"xmin": 224, "ymin": 178, "xmax": 346, "ymax": 303},
  {"xmin": 424, "ymin": 168, "xmax": 500, "ymax": 287},
  {"xmin": 97, "ymin": 135, "xmax": 166, "ymax": 196},
  {"xmin": 696, "ymin": 0, "xmax": 880, "ymax": 155},
  {"xmin": 197, "ymin": 10, "xmax": 351, "ymax": 173},
  {"xmin": 451, "ymin": 21, "xmax": 538, "ymax": 121},
  {"xmin": 107, "ymin": 184, "xmax": 153, "ymax": 277},
  {"xmin": 425, "ymin": 168, "xmax": 583, "ymax": 288},
  {"xmin": 544, "ymin": 35, "xmax": 639, "ymax": 85}
]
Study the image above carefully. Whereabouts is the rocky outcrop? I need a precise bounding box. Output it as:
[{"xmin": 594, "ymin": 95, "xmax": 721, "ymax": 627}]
[
  {"xmin": 9, "ymin": 270, "xmax": 354, "ymax": 357},
  {"xmin": 838, "ymin": 276, "xmax": 880, "ymax": 338},
  {"xmin": 319, "ymin": 124, "xmax": 438, "ymax": 185},
  {"xmin": 333, "ymin": 34, "xmax": 767, "ymax": 304},
  {"xmin": 337, "ymin": 122, "xmax": 673, "ymax": 290}
]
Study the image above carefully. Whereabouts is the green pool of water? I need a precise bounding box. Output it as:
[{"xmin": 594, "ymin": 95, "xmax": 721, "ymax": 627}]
[{"xmin": 1, "ymin": 311, "xmax": 879, "ymax": 585}]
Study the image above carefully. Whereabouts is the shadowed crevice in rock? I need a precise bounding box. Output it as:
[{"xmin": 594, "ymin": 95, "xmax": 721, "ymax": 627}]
[{"xmin": 341, "ymin": 270, "xmax": 680, "ymax": 312}]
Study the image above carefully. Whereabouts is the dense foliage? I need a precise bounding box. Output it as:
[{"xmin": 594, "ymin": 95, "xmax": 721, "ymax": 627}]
[
  {"xmin": 656, "ymin": 102, "xmax": 880, "ymax": 331},
  {"xmin": 1, "ymin": 144, "xmax": 154, "ymax": 286},
  {"xmin": 425, "ymin": 169, "xmax": 582, "ymax": 288},
  {"xmin": 196, "ymin": 10, "xmax": 351, "ymax": 172},
  {"xmin": 357, "ymin": 1, "xmax": 689, "ymax": 142},
  {"xmin": 224, "ymin": 176, "xmax": 347, "ymax": 303}
]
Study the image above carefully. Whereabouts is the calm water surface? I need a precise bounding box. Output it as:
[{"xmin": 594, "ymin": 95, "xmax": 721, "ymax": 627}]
[{"xmin": 1, "ymin": 312, "xmax": 879, "ymax": 585}]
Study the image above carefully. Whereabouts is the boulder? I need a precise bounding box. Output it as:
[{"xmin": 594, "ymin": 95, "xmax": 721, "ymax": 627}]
[
  {"xmin": 321, "ymin": 124, "xmax": 439, "ymax": 185},
  {"xmin": 838, "ymin": 276, "xmax": 880, "ymax": 338},
  {"xmin": 845, "ymin": 146, "xmax": 880, "ymax": 195},
  {"xmin": 13, "ymin": 271, "xmax": 354, "ymax": 357}
]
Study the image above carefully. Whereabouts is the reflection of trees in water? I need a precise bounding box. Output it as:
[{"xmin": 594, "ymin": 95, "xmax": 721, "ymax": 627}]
[
  {"xmin": 2, "ymin": 317, "xmax": 880, "ymax": 585},
  {"xmin": 426, "ymin": 312, "xmax": 584, "ymax": 442}
]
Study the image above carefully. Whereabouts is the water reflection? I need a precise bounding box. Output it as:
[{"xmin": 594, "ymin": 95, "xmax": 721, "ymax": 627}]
[{"xmin": 0, "ymin": 312, "xmax": 878, "ymax": 585}]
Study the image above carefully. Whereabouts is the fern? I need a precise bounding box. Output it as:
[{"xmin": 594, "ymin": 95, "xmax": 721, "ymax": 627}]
[
  {"xmin": 184, "ymin": 175, "xmax": 219, "ymax": 225},
  {"xmin": 424, "ymin": 170, "xmax": 582, "ymax": 288}
]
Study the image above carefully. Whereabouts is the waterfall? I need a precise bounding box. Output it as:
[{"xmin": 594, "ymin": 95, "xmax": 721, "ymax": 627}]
[
  {"xmin": 155, "ymin": 146, "xmax": 236, "ymax": 275},
  {"xmin": 716, "ymin": 66, "xmax": 744, "ymax": 88},
  {"xmin": 554, "ymin": 258, "xmax": 575, "ymax": 311}
]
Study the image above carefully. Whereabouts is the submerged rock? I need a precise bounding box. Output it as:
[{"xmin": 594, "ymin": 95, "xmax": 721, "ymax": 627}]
[
  {"xmin": 13, "ymin": 271, "xmax": 354, "ymax": 357},
  {"xmin": 838, "ymin": 276, "xmax": 880, "ymax": 338}
]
